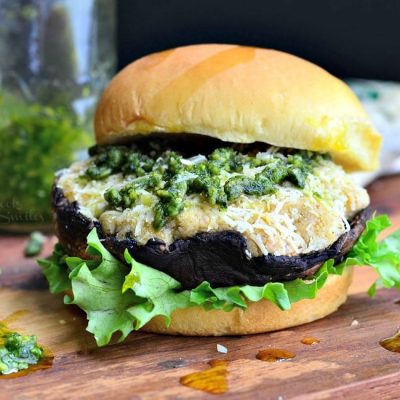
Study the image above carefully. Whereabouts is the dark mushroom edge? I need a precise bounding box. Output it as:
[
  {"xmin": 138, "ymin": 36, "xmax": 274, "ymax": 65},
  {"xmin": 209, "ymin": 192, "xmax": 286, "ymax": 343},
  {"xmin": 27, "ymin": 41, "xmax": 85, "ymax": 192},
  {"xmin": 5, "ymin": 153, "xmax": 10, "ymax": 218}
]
[{"xmin": 52, "ymin": 185, "xmax": 372, "ymax": 290}]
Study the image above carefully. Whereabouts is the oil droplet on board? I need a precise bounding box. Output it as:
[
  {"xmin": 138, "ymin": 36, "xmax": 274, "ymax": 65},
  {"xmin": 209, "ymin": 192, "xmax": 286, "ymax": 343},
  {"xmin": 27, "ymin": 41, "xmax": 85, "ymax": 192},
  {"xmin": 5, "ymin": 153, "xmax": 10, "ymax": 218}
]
[
  {"xmin": 380, "ymin": 330, "xmax": 400, "ymax": 353},
  {"xmin": 256, "ymin": 348, "xmax": 296, "ymax": 362},
  {"xmin": 180, "ymin": 359, "xmax": 228, "ymax": 394},
  {"xmin": 301, "ymin": 337, "xmax": 320, "ymax": 345},
  {"xmin": 1, "ymin": 310, "xmax": 29, "ymax": 326},
  {"xmin": 0, "ymin": 311, "xmax": 29, "ymax": 345}
]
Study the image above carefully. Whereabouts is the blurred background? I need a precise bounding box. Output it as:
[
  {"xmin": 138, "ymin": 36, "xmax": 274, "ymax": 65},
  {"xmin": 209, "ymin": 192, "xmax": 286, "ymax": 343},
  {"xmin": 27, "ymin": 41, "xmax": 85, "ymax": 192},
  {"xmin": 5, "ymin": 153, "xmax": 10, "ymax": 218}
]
[
  {"xmin": 1, "ymin": 0, "xmax": 399, "ymax": 234},
  {"xmin": 117, "ymin": 0, "xmax": 400, "ymax": 80}
]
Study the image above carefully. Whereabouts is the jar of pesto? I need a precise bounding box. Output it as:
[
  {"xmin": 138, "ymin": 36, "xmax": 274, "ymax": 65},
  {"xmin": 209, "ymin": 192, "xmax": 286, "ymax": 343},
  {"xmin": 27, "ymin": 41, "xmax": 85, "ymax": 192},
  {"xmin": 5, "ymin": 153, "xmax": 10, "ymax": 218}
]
[{"xmin": 0, "ymin": 0, "xmax": 116, "ymax": 232}]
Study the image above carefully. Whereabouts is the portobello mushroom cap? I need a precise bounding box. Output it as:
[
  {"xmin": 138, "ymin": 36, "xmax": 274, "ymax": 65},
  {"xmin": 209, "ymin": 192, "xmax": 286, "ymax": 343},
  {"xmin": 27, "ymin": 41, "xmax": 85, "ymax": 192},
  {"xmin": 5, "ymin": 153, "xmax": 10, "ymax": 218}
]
[{"xmin": 53, "ymin": 185, "xmax": 372, "ymax": 289}]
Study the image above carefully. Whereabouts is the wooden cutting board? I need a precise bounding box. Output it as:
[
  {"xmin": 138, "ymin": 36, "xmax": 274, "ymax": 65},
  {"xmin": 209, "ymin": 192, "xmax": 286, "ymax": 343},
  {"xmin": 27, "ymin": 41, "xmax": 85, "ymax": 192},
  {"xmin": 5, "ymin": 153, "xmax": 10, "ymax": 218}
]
[{"xmin": 1, "ymin": 175, "xmax": 400, "ymax": 400}]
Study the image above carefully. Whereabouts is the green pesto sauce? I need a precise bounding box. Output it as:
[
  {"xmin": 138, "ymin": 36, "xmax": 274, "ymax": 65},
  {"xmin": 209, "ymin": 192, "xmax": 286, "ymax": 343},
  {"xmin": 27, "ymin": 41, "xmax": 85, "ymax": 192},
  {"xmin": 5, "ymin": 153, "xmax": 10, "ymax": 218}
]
[
  {"xmin": 0, "ymin": 326, "xmax": 44, "ymax": 375},
  {"xmin": 84, "ymin": 146, "xmax": 328, "ymax": 229}
]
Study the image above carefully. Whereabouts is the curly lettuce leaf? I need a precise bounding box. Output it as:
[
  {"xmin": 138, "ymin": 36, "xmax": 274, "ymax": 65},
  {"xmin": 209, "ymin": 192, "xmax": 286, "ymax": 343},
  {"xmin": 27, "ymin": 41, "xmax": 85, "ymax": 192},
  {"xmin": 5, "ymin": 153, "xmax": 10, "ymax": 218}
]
[
  {"xmin": 38, "ymin": 214, "xmax": 400, "ymax": 346},
  {"xmin": 123, "ymin": 250, "xmax": 191, "ymax": 328},
  {"xmin": 339, "ymin": 214, "xmax": 400, "ymax": 295},
  {"xmin": 190, "ymin": 258, "xmax": 343, "ymax": 312},
  {"xmin": 63, "ymin": 230, "xmax": 144, "ymax": 346},
  {"xmin": 37, "ymin": 243, "xmax": 71, "ymax": 294}
]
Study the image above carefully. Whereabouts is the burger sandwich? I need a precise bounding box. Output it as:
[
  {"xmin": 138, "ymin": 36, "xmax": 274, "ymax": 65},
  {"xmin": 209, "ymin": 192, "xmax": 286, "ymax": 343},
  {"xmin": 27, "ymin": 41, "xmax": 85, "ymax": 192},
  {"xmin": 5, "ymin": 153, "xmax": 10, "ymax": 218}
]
[{"xmin": 39, "ymin": 44, "xmax": 400, "ymax": 346}]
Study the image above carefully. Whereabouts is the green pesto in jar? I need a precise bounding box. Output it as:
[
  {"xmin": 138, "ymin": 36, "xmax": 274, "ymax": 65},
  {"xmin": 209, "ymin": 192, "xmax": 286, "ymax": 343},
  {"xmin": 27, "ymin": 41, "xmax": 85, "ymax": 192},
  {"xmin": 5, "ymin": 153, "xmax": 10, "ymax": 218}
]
[
  {"xmin": 0, "ymin": 99, "xmax": 91, "ymax": 226},
  {"xmin": 84, "ymin": 145, "xmax": 328, "ymax": 229},
  {"xmin": 0, "ymin": 324, "xmax": 44, "ymax": 375}
]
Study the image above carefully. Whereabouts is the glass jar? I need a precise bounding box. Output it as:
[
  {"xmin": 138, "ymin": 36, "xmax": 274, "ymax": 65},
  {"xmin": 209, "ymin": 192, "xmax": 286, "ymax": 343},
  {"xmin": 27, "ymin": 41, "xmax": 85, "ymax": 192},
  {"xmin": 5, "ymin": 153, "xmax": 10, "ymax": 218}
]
[{"xmin": 0, "ymin": 0, "xmax": 116, "ymax": 232}]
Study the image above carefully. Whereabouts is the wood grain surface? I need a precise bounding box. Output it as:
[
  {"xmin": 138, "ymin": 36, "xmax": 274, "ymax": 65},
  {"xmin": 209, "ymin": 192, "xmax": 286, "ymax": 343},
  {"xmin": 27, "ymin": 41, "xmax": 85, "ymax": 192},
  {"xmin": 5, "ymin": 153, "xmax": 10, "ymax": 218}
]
[{"xmin": 0, "ymin": 175, "xmax": 400, "ymax": 400}]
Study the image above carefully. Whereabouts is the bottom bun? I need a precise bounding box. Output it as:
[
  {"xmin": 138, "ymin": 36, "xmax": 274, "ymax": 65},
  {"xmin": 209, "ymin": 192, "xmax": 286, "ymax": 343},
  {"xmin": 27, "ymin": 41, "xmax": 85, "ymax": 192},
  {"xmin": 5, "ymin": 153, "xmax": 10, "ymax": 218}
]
[{"xmin": 142, "ymin": 268, "xmax": 353, "ymax": 336}]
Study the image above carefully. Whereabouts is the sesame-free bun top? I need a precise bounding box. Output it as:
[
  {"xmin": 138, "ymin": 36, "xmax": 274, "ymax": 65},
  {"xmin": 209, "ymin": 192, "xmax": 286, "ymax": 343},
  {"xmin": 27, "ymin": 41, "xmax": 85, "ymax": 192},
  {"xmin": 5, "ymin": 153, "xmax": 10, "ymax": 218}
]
[{"xmin": 95, "ymin": 44, "xmax": 381, "ymax": 171}]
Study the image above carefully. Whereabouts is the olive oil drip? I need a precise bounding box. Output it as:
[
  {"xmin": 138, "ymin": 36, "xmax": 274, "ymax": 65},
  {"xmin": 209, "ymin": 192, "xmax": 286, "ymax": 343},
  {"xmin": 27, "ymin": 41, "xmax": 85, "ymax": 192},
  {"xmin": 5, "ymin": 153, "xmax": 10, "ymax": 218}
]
[
  {"xmin": 0, "ymin": 310, "xmax": 28, "ymax": 346},
  {"xmin": 180, "ymin": 359, "xmax": 228, "ymax": 394},
  {"xmin": 301, "ymin": 337, "xmax": 320, "ymax": 345},
  {"xmin": 256, "ymin": 348, "xmax": 296, "ymax": 362},
  {"xmin": 379, "ymin": 330, "xmax": 400, "ymax": 353},
  {"xmin": 0, "ymin": 311, "xmax": 53, "ymax": 378}
]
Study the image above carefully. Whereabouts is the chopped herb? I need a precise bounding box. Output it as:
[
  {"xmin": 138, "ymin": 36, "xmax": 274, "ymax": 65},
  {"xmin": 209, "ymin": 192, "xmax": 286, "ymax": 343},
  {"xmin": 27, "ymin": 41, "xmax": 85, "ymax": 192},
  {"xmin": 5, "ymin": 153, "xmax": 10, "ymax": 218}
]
[{"xmin": 24, "ymin": 231, "xmax": 46, "ymax": 257}]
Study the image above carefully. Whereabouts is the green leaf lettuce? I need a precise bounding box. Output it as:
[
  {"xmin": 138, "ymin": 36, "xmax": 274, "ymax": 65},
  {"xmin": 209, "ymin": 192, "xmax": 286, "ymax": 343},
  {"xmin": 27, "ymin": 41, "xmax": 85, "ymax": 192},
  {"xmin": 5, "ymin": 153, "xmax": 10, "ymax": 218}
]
[{"xmin": 38, "ymin": 214, "xmax": 400, "ymax": 346}]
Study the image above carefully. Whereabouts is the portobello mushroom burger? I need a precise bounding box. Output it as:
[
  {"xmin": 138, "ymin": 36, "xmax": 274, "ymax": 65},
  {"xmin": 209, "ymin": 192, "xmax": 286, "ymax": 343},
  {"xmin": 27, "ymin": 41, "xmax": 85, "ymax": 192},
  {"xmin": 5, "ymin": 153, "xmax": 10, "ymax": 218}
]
[{"xmin": 39, "ymin": 44, "xmax": 400, "ymax": 347}]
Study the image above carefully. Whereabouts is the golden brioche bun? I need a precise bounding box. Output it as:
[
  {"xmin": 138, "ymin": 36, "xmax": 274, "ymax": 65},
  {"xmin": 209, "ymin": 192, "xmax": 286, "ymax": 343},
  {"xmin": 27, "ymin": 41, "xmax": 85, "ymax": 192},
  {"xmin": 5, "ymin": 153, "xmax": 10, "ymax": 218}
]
[
  {"xmin": 142, "ymin": 267, "xmax": 353, "ymax": 336},
  {"xmin": 95, "ymin": 44, "xmax": 381, "ymax": 172}
]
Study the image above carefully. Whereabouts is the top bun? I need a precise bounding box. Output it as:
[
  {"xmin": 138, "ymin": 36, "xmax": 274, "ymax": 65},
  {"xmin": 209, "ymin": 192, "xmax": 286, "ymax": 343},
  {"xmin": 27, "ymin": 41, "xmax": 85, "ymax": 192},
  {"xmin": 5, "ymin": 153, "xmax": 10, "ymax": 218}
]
[{"xmin": 94, "ymin": 44, "xmax": 381, "ymax": 171}]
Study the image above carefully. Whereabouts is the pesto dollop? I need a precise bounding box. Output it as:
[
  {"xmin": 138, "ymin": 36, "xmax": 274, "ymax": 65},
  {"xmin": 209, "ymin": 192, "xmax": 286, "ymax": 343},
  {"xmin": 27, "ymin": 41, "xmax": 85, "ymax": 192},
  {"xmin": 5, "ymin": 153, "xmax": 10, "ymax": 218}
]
[
  {"xmin": 84, "ymin": 145, "xmax": 327, "ymax": 229},
  {"xmin": 0, "ymin": 330, "xmax": 44, "ymax": 375}
]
